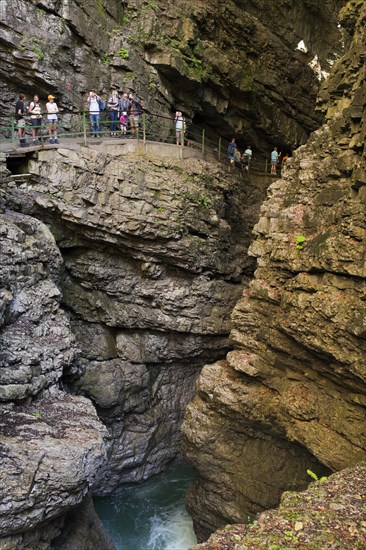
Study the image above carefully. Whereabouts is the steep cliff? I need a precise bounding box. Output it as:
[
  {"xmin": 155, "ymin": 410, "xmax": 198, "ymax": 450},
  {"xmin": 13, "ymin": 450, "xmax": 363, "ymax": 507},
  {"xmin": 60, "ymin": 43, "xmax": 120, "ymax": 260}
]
[
  {"xmin": 182, "ymin": 0, "xmax": 366, "ymax": 542},
  {"xmin": 0, "ymin": 171, "xmax": 112, "ymax": 548},
  {"xmin": 0, "ymin": 0, "xmax": 345, "ymax": 152},
  {"xmin": 2, "ymin": 143, "xmax": 268, "ymax": 494}
]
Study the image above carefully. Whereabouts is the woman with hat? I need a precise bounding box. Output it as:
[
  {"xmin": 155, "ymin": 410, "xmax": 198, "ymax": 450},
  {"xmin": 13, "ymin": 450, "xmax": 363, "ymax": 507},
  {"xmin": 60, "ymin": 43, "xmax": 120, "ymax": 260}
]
[{"xmin": 46, "ymin": 94, "xmax": 59, "ymax": 144}]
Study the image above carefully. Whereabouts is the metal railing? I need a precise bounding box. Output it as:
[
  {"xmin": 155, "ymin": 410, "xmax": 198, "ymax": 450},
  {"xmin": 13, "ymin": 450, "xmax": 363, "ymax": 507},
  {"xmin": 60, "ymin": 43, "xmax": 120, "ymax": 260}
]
[{"xmin": 0, "ymin": 111, "xmax": 284, "ymax": 175}]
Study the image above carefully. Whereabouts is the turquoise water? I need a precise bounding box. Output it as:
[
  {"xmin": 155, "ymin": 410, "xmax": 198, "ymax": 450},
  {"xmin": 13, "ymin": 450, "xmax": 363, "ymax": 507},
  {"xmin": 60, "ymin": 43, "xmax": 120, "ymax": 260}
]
[{"xmin": 94, "ymin": 461, "xmax": 197, "ymax": 550}]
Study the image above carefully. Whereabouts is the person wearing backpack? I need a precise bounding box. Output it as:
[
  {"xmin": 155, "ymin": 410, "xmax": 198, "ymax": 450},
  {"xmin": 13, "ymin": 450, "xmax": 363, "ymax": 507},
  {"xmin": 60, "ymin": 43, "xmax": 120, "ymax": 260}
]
[
  {"xmin": 28, "ymin": 95, "xmax": 42, "ymax": 144},
  {"xmin": 87, "ymin": 90, "xmax": 102, "ymax": 137}
]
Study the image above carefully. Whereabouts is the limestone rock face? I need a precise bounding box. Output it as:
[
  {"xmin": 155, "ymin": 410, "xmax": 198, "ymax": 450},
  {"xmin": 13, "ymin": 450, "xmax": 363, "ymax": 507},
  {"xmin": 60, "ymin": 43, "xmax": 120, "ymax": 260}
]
[
  {"xmin": 0, "ymin": 210, "xmax": 74, "ymax": 401},
  {"xmin": 10, "ymin": 145, "xmax": 267, "ymax": 492},
  {"xmin": 124, "ymin": 0, "xmax": 345, "ymax": 151},
  {"xmin": 0, "ymin": 182, "xmax": 109, "ymax": 548},
  {"xmin": 182, "ymin": 0, "xmax": 366, "ymax": 541},
  {"xmin": 0, "ymin": 395, "xmax": 107, "ymax": 545},
  {"xmin": 0, "ymin": 0, "xmax": 344, "ymax": 152}
]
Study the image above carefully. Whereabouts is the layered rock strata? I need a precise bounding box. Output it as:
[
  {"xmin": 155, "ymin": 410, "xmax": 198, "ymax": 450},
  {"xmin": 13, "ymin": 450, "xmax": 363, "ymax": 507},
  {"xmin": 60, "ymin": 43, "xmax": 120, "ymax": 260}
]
[
  {"xmin": 0, "ymin": 181, "xmax": 111, "ymax": 548},
  {"xmin": 4, "ymin": 144, "xmax": 267, "ymax": 492},
  {"xmin": 183, "ymin": 0, "xmax": 366, "ymax": 541}
]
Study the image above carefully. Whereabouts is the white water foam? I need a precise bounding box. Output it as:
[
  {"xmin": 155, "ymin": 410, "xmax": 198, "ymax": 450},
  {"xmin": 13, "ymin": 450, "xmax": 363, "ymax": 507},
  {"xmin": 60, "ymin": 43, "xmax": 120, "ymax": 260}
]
[{"xmin": 147, "ymin": 506, "xmax": 197, "ymax": 550}]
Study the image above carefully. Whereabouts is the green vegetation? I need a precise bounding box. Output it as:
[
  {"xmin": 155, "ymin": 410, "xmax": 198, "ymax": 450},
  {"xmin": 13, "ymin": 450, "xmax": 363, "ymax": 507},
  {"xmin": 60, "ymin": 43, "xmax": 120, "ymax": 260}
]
[
  {"xmin": 194, "ymin": 192, "xmax": 212, "ymax": 207},
  {"xmin": 142, "ymin": 0, "xmax": 158, "ymax": 11},
  {"xmin": 102, "ymin": 53, "xmax": 111, "ymax": 65},
  {"xmin": 118, "ymin": 47, "xmax": 129, "ymax": 59},
  {"xmin": 294, "ymin": 235, "xmax": 306, "ymax": 249},
  {"xmin": 96, "ymin": 0, "xmax": 105, "ymax": 18},
  {"xmin": 18, "ymin": 36, "xmax": 45, "ymax": 61},
  {"xmin": 128, "ymin": 30, "xmax": 150, "ymax": 45},
  {"xmin": 307, "ymin": 469, "xmax": 328, "ymax": 482},
  {"xmin": 161, "ymin": 36, "xmax": 212, "ymax": 82},
  {"xmin": 123, "ymin": 72, "xmax": 134, "ymax": 84},
  {"xmin": 184, "ymin": 190, "xmax": 212, "ymax": 208}
]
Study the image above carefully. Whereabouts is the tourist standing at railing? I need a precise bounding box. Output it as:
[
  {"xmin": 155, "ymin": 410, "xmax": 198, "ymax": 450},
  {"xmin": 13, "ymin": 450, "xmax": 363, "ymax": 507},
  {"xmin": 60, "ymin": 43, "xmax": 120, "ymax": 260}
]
[
  {"xmin": 228, "ymin": 138, "xmax": 237, "ymax": 169},
  {"xmin": 175, "ymin": 111, "xmax": 186, "ymax": 146},
  {"xmin": 87, "ymin": 90, "xmax": 101, "ymax": 137},
  {"xmin": 46, "ymin": 95, "xmax": 59, "ymax": 144},
  {"xmin": 28, "ymin": 95, "xmax": 42, "ymax": 145},
  {"xmin": 129, "ymin": 93, "xmax": 142, "ymax": 137},
  {"xmin": 107, "ymin": 90, "xmax": 120, "ymax": 136},
  {"xmin": 234, "ymin": 148, "xmax": 242, "ymax": 167},
  {"xmin": 242, "ymin": 146, "xmax": 252, "ymax": 171},
  {"xmin": 271, "ymin": 146, "xmax": 281, "ymax": 174},
  {"xmin": 15, "ymin": 93, "xmax": 27, "ymax": 147},
  {"xmin": 119, "ymin": 92, "xmax": 130, "ymax": 115}
]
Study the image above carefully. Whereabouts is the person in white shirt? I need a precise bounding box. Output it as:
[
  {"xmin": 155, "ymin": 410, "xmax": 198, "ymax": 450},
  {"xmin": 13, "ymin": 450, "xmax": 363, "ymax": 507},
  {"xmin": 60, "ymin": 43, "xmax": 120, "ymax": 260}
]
[
  {"xmin": 175, "ymin": 111, "xmax": 186, "ymax": 145},
  {"xmin": 46, "ymin": 95, "xmax": 59, "ymax": 144},
  {"xmin": 88, "ymin": 90, "xmax": 101, "ymax": 137},
  {"xmin": 28, "ymin": 95, "xmax": 42, "ymax": 144}
]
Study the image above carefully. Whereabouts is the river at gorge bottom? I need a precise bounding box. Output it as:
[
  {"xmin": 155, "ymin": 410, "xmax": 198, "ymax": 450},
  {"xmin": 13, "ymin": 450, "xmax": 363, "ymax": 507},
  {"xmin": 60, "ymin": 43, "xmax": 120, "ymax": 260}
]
[{"xmin": 94, "ymin": 460, "xmax": 198, "ymax": 550}]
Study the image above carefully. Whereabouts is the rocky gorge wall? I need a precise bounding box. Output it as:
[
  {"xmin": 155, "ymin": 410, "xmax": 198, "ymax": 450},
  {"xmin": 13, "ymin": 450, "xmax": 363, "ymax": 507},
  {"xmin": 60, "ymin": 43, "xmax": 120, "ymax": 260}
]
[
  {"xmin": 0, "ymin": 175, "xmax": 113, "ymax": 548},
  {"xmin": 0, "ymin": 136, "xmax": 268, "ymax": 545},
  {"xmin": 0, "ymin": 0, "xmax": 345, "ymax": 153},
  {"xmin": 16, "ymin": 144, "xmax": 268, "ymax": 492},
  {"xmin": 183, "ymin": 0, "xmax": 366, "ymax": 542}
]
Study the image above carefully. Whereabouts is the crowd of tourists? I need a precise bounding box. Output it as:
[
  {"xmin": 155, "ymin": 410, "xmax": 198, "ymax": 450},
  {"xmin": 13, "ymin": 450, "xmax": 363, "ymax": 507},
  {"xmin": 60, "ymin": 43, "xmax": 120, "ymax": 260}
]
[
  {"xmin": 227, "ymin": 138, "xmax": 253, "ymax": 171},
  {"xmin": 14, "ymin": 91, "xmax": 290, "ymax": 168},
  {"xmin": 227, "ymin": 138, "xmax": 291, "ymax": 174},
  {"xmin": 14, "ymin": 90, "xmax": 144, "ymax": 147}
]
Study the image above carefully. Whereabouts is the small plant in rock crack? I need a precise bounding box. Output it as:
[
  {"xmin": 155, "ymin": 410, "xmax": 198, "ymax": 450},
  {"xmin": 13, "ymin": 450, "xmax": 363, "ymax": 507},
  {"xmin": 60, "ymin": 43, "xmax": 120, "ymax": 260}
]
[
  {"xmin": 307, "ymin": 469, "xmax": 328, "ymax": 482},
  {"xmin": 118, "ymin": 47, "xmax": 129, "ymax": 59},
  {"xmin": 294, "ymin": 235, "xmax": 306, "ymax": 249},
  {"xmin": 193, "ymin": 191, "xmax": 212, "ymax": 207}
]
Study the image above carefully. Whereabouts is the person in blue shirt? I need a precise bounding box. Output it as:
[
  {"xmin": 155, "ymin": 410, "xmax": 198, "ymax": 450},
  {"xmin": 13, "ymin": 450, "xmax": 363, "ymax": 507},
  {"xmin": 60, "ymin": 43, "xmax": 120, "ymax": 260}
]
[
  {"xmin": 271, "ymin": 147, "xmax": 281, "ymax": 174},
  {"xmin": 228, "ymin": 138, "xmax": 237, "ymax": 169}
]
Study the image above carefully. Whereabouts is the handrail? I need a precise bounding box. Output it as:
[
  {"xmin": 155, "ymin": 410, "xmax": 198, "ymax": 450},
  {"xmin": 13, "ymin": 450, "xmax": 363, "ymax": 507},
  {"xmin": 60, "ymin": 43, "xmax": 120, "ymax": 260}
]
[{"xmin": 0, "ymin": 111, "xmax": 285, "ymax": 176}]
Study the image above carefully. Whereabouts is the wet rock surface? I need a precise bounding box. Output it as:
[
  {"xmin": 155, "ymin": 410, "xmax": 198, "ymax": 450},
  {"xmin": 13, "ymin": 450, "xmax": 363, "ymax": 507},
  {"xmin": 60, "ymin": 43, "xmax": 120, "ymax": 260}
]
[{"xmin": 183, "ymin": 0, "xmax": 366, "ymax": 542}]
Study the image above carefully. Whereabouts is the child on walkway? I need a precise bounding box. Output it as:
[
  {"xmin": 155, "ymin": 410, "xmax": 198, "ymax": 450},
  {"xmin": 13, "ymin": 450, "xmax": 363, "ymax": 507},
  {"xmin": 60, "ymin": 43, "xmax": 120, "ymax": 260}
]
[{"xmin": 120, "ymin": 112, "xmax": 128, "ymax": 136}]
